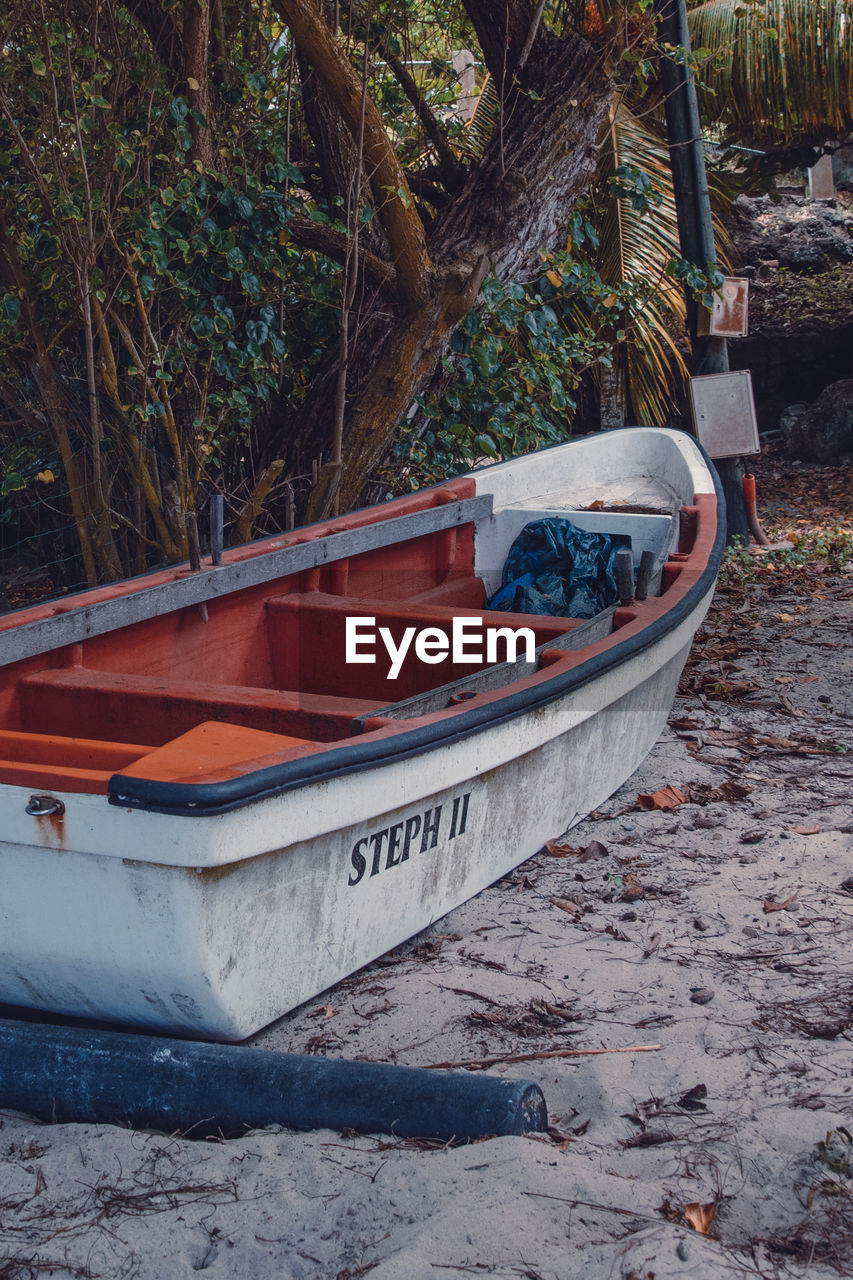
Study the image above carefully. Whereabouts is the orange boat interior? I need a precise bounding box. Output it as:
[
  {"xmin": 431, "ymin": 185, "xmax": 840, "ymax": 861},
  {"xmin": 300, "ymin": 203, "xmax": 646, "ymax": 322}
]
[{"xmin": 0, "ymin": 480, "xmax": 709, "ymax": 795}]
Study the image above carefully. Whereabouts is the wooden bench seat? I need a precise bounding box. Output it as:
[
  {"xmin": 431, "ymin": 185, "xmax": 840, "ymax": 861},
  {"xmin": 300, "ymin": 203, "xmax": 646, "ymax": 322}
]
[
  {"xmin": 0, "ymin": 728, "xmax": 154, "ymax": 794},
  {"xmin": 18, "ymin": 669, "xmax": 377, "ymax": 745},
  {"xmin": 266, "ymin": 592, "xmax": 581, "ymax": 702},
  {"xmin": 117, "ymin": 721, "xmax": 312, "ymax": 784}
]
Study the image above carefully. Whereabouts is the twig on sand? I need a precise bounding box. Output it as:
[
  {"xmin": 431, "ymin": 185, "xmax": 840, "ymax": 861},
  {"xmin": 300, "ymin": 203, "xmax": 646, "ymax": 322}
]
[
  {"xmin": 523, "ymin": 1190, "xmax": 663, "ymax": 1224},
  {"xmin": 717, "ymin": 945, "xmax": 821, "ymax": 962},
  {"xmin": 423, "ymin": 1044, "xmax": 660, "ymax": 1071}
]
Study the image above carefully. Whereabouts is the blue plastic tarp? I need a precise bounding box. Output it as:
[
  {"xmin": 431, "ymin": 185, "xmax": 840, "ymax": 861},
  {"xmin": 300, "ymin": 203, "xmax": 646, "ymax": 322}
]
[{"xmin": 487, "ymin": 517, "xmax": 630, "ymax": 619}]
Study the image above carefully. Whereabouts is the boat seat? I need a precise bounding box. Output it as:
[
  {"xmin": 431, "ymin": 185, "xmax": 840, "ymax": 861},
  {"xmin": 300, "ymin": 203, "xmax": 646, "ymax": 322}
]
[
  {"xmin": 266, "ymin": 592, "xmax": 586, "ymax": 702},
  {"xmin": 17, "ymin": 668, "xmax": 378, "ymax": 745},
  {"xmin": 350, "ymin": 606, "xmax": 619, "ymax": 731},
  {"xmin": 0, "ymin": 728, "xmax": 155, "ymax": 794},
  {"xmin": 117, "ymin": 721, "xmax": 311, "ymax": 784}
]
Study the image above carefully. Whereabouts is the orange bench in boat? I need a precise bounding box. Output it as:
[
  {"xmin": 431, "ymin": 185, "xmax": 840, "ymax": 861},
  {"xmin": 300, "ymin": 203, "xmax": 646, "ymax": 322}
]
[
  {"xmin": 6, "ymin": 595, "xmax": 605, "ymax": 792},
  {"xmin": 265, "ymin": 593, "xmax": 585, "ymax": 702}
]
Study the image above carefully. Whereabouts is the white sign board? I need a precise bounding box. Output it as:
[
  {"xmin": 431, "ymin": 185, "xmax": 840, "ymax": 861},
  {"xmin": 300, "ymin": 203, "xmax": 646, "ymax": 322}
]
[
  {"xmin": 697, "ymin": 277, "xmax": 749, "ymax": 338},
  {"xmin": 688, "ymin": 370, "xmax": 760, "ymax": 459}
]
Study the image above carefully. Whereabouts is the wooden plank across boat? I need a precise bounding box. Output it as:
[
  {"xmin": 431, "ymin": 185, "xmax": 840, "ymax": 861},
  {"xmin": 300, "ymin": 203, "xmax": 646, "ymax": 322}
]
[{"xmin": 0, "ymin": 428, "xmax": 723, "ymax": 1039}]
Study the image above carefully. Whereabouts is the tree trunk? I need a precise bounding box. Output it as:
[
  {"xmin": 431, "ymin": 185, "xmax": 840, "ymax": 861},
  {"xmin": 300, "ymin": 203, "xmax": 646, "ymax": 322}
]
[
  {"xmin": 272, "ymin": 16, "xmax": 610, "ymax": 515},
  {"xmin": 184, "ymin": 0, "xmax": 213, "ymax": 167}
]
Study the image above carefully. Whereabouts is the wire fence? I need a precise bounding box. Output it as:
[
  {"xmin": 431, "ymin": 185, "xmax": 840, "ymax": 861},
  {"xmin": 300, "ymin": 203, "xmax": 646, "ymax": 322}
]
[
  {"xmin": 1, "ymin": 425, "xmax": 86, "ymax": 611},
  {"xmin": 0, "ymin": 421, "xmax": 409, "ymax": 616},
  {"xmin": 0, "ymin": 423, "xmax": 293, "ymax": 615}
]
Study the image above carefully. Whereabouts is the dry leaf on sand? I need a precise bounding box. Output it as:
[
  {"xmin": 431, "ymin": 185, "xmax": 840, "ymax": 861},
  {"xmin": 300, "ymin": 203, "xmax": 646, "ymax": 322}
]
[
  {"xmin": 685, "ymin": 1201, "xmax": 716, "ymax": 1234},
  {"xmin": 311, "ymin": 1004, "xmax": 337, "ymax": 1019},
  {"xmin": 551, "ymin": 896, "xmax": 583, "ymax": 918},
  {"xmin": 546, "ymin": 838, "xmax": 609, "ymax": 860},
  {"xmin": 621, "ymin": 874, "xmax": 644, "ymax": 903},
  {"xmin": 763, "ymin": 892, "xmax": 798, "ymax": 914},
  {"xmin": 545, "ymin": 839, "xmax": 577, "ymax": 857},
  {"xmin": 637, "ymin": 785, "xmax": 687, "ymax": 811}
]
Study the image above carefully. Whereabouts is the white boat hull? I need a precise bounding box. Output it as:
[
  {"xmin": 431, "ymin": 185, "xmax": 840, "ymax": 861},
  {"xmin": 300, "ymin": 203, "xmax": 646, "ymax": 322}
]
[
  {"xmin": 0, "ymin": 429, "xmax": 722, "ymax": 1038},
  {"xmin": 0, "ymin": 609, "xmax": 707, "ymax": 1039}
]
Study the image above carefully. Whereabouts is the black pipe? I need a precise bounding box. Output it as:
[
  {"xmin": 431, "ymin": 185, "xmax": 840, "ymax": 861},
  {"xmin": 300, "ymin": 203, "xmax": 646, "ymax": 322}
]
[
  {"xmin": 653, "ymin": 0, "xmax": 750, "ymax": 545},
  {"xmin": 0, "ymin": 1019, "xmax": 547, "ymax": 1141},
  {"xmin": 654, "ymin": 0, "xmax": 720, "ymax": 352}
]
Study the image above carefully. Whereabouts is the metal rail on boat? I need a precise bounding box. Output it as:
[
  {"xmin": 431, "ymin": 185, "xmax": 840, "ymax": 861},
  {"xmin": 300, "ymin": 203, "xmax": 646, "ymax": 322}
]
[
  {"xmin": 0, "ymin": 494, "xmax": 493, "ymax": 666},
  {"xmin": 350, "ymin": 607, "xmax": 618, "ymax": 730}
]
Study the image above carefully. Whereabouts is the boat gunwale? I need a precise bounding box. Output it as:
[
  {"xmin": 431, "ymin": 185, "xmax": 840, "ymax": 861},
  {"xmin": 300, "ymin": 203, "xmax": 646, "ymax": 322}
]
[
  {"xmin": 108, "ymin": 451, "xmax": 725, "ymax": 817},
  {"xmin": 0, "ymin": 492, "xmax": 490, "ymax": 667}
]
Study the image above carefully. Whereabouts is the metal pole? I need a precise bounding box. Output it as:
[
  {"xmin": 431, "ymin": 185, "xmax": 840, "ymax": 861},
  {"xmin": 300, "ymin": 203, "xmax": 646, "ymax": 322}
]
[
  {"xmin": 210, "ymin": 492, "xmax": 224, "ymax": 566},
  {"xmin": 654, "ymin": 0, "xmax": 748, "ymax": 542}
]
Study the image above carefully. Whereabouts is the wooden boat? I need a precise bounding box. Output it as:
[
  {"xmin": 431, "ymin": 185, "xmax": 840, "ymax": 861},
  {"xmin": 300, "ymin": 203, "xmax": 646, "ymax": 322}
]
[{"xmin": 0, "ymin": 428, "xmax": 722, "ymax": 1040}]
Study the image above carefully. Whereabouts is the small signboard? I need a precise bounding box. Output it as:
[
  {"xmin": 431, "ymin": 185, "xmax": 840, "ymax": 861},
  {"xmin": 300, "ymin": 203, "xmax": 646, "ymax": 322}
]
[
  {"xmin": 697, "ymin": 277, "xmax": 749, "ymax": 338},
  {"xmin": 688, "ymin": 370, "xmax": 760, "ymax": 459},
  {"xmin": 808, "ymin": 154, "xmax": 836, "ymax": 201}
]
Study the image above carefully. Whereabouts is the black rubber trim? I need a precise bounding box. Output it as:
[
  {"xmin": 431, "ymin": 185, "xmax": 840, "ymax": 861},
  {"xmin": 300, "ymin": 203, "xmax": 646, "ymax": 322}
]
[{"xmin": 109, "ymin": 449, "xmax": 725, "ymax": 816}]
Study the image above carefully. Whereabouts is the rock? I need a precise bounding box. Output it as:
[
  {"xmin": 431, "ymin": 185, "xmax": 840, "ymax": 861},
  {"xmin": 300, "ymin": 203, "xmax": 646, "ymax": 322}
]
[
  {"xmin": 693, "ymin": 917, "xmax": 710, "ymax": 932},
  {"xmin": 689, "ymin": 987, "xmax": 715, "ymax": 1005},
  {"xmin": 784, "ymin": 379, "xmax": 853, "ymax": 461},
  {"xmin": 677, "ymin": 1240, "xmax": 690, "ymax": 1262},
  {"xmin": 731, "ymin": 193, "xmax": 853, "ymax": 268},
  {"xmin": 779, "ymin": 402, "xmax": 808, "ymax": 442},
  {"xmin": 778, "ymin": 242, "xmax": 829, "ymax": 271}
]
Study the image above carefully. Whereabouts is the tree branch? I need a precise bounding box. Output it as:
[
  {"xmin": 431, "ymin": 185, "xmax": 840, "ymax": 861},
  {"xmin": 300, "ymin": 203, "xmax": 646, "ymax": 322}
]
[
  {"xmin": 272, "ymin": 0, "xmax": 431, "ymax": 305},
  {"xmin": 183, "ymin": 0, "xmax": 213, "ymax": 167},
  {"xmin": 288, "ymin": 213, "xmax": 396, "ymax": 292},
  {"xmin": 518, "ymin": 0, "xmax": 548, "ymax": 71},
  {"xmin": 373, "ymin": 37, "xmax": 465, "ymax": 189},
  {"xmin": 126, "ymin": 0, "xmax": 182, "ymax": 71},
  {"xmin": 402, "ymin": 173, "xmax": 450, "ymax": 208},
  {"xmin": 463, "ymin": 0, "xmax": 545, "ymax": 88},
  {"xmin": 336, "ymin": 0, "xmax": 463, "ymax": 189}
]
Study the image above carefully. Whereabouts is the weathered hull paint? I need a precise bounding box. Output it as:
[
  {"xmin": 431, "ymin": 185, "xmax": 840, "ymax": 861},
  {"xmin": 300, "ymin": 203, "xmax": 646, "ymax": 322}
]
[
  {"xmin": 0, "ymin": 625, "xmax": 702, "ymax": 1039},
  {"xmin": 0, "ymin": 429, "xmax": 722, "ymax": 1038}
]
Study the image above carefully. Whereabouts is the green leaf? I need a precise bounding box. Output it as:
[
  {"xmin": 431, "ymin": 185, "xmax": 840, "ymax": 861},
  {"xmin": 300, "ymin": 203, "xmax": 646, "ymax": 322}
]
[
  {"xmin": 190, "ymin": 313, "xmax": 214, "ymax": 338},
  {"xmin": 1, "ymin": 294, "xmax": 21, "ymax": 325},
  {"xmin": 1, "ymin": 471, "xmax": 25, "ymax": 494},
  {"xmin": 474, "ymin": 434, "xmax": 499, "ymax": 459}
]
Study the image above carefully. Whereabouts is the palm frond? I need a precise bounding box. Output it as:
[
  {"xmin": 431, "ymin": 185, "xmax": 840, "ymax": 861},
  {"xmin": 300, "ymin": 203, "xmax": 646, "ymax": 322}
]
[
  {"xmin": 593, "ymin": 100, "xmax": 689, "ymax": 425},
  {"xmin": 459, "ymin": 70, "xmax": 497, "ymax": 160},
  {"xmin": 689, "ymin": 0, "xmax": 853, "ymax": 149}
]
